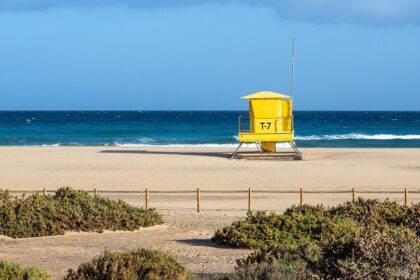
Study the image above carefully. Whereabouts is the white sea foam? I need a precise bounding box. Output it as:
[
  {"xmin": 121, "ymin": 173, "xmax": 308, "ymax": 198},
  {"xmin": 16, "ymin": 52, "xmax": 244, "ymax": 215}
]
[
  {"xmin": 137, "ymin": 137, "xmax": 156, "ymax": 143},
  {"xmin": 35, "ymin": 134, "xmax": 420, "ymax": 148},
  {"xmin": 295, "ymin": 134, "xmax": 420, "ymax": 140},
  {"xmin": 112, "ymin": 142, "xmax": 292, "ymax": 148},
  {"xmin": 113, "ymin": 143, "xmax": 247, "ymax": 148}
]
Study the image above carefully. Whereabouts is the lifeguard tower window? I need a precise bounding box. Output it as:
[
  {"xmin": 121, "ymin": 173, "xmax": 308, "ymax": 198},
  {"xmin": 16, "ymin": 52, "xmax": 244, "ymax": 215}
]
[{"xmin": 232, "ymin": 91, "xmax": 302, "ymax": 160}]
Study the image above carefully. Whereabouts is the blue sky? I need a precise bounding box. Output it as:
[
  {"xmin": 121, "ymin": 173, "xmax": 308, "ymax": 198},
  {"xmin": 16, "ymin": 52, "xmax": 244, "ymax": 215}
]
[{"xmin": 0, "ymin": 1, "xmax": 419, "ymax": 110}]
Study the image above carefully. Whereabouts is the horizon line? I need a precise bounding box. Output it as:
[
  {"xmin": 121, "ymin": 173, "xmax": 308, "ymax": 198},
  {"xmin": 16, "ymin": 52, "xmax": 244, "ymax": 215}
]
[{"xmin": 0, "ymin": 109, "xmax": 419, "ymax": 113}]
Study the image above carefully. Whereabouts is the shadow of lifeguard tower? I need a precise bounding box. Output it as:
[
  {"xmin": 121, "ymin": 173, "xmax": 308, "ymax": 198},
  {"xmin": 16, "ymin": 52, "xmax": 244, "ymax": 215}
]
[{"xmin": 231, "ymin": 91, "xmax": 302, "ymax": 160}]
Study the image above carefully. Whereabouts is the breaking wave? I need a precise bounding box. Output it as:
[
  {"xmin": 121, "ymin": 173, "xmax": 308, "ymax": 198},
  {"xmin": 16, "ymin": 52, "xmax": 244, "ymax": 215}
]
[{"xmin": 295, "ymin": 134, "xmax": 420, "ymax": 141}]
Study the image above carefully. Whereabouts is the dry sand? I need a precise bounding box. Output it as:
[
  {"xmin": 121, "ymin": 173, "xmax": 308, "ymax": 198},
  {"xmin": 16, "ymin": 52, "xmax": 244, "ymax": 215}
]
[
  {"xmin": 0, "ymin": 211, "xmax": 250, "ymax": 279},
  {"xmin": 0, "ymin": 147, "xmax": 419, "ymax": 279}
]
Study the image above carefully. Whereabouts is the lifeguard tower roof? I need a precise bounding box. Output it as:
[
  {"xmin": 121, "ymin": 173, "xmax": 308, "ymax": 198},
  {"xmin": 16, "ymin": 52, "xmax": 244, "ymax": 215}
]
[{"xmin": 241, "ymin": 91, "xmax": 291, "ymax": 100}]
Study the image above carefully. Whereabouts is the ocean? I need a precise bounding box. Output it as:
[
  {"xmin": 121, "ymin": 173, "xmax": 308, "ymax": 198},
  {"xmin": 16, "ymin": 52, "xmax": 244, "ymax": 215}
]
[{"xmin": 0, "ymin": 111, "xmax": 419, "ymax": 147}]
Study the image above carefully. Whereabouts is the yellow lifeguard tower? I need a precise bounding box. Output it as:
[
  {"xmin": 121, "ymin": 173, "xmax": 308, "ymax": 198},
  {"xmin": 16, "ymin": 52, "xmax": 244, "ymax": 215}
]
[{"xmin": 231, "ymin": 91, "xmax": 302, "ymax": 159}]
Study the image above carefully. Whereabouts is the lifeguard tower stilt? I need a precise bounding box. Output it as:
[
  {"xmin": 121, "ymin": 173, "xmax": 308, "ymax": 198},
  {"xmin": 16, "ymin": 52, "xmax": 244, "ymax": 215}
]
[{"xmin": 231, "ymin": 91, "xmax": 302, "ymax": 160}]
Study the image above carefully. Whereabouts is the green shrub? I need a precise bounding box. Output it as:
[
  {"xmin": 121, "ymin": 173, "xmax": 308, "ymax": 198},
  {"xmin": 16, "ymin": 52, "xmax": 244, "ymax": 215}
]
[
  {"xmin": 329, "ymin": 198, "xmax": 420, "ymax": 236},
  {"xmin": 212, "ymin": 205, "xmax": 359, "ymax": 249},
  {"xmin": 212, "ymin": 199, "xmax": 419, "ymax": 249},
  {"xmin": 215, "ymin": 261, "xmax": 311, "ymax": 280},
  {"xmin": 0, "ymin": 187, "xmax": 162, "ymax": 238},
  {"xmin": 64, "ymin": 249, "xmax": 191, "ymax": 280},
  {"xmin": 228, "ymin": 225, "xmax": 419, "ymax": 280},
  {"xmin": 201, "ymin": 244, "xmax": 314, "ymax": 280},
  {"xmin": 238, "ymin": 225, "xmax": 420, "ymax": 280},
  {"xmin": 318, "ymin": 225, "xmax": 420, "ymax": 279},
  {"xmin": 213, "ymin": 199, "xmax": 420, "ymax": 280},
  {"xmin": 0, "ymin": 260, "xmax": 52, "ymax": 280},
  {"xmin": 0, "ymin": 189, "xmax": 10, "ymax": 204}
]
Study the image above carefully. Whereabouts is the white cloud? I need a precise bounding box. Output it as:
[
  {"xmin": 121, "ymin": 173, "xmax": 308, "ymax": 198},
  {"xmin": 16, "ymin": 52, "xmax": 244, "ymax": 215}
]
[
  {"xmin": 1, "ymin": 0, "xmax": 419, "ymax": 24},
  {"xmin": 260, "ymin": 0, "xmax": 419, "ymax": 24}
]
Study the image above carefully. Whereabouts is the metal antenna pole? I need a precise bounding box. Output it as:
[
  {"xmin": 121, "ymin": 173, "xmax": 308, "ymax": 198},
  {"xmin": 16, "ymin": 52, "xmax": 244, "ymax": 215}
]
[{"xmin": 290, "ymin": 37, "xmax": 295, "ymax": 99}]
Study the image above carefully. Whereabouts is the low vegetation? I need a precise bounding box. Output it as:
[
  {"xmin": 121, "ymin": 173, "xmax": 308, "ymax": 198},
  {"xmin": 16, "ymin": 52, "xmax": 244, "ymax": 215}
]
[
  {"xmin": 0, "ymin": 187, "xmax": 162, "ymax": 238},
  {"xmin": 212, "ymin": 199, "xmax": 420, "ymax": 279},
  {"xmin": 1, "ymin": 195, "xmax": 418, "ymax": 279},
  {"xmin": 0, "ymin": 261, "xmax": 52, "ymax": 280},
  {"xmin": 64, "ymin": 249, "xmax": 191, "ymax": 280},
  {"xmin": 1, "ymin": 249, "xmax": 189, "ymax": 280}
]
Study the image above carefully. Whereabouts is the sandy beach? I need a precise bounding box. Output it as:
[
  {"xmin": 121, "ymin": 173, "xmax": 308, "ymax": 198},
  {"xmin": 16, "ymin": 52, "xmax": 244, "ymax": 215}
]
[
  {"xmin": 0, "ymin": 147, "xmax": 419, "ymax": 278},
  {"xmin": 1, "ymin": 146, "xmax": 420, "ymax": 191}
]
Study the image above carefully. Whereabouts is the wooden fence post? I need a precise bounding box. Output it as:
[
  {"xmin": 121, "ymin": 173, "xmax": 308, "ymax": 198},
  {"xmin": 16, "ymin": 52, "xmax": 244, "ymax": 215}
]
[
  {"xmin": 248, "ymin": 188, "xmax": 252, "ymax": 213},
  {"xmin": 404, "ymin": 189, "xmax": 408, "ymax": 206},
  {"xmin": 352, "ymin": 188, "xmax": 356, "ymax": 203},
  {"xmin": 43, "ymin": 188, "xmax": 47, "ymax": 196},
  {"xmin": 94, "ymin": 188, "xmax": 98, "ymax": 198},
  {"xmin": 300, "ymin": 188, "xmax": 304, "ymax": 205},
  {"xmin": 196, "ymin": 188, "xmax": 201, "ymax": 213},
  {"xmin": 145, "ymin": 188, "xmax": 149, "ymax": 210}
]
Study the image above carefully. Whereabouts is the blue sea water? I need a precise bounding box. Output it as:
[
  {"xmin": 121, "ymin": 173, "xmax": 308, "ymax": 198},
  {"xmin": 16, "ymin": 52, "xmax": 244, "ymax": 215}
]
[{"xmin": 0, "ymin": 111, "xmax": 419, "ymax": 147}]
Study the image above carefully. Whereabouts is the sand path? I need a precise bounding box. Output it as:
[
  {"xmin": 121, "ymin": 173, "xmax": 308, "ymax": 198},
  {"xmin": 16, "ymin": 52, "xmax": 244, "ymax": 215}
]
[{"xmin": 0, "ymin": 211, "xmax": 250, "ymax": 279}]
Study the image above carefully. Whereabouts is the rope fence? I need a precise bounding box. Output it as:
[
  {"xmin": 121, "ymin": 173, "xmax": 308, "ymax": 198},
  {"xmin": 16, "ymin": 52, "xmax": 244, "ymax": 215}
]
[{"xmin": 5, "ymin": 187, "xmax": 420, "ymax": 212}]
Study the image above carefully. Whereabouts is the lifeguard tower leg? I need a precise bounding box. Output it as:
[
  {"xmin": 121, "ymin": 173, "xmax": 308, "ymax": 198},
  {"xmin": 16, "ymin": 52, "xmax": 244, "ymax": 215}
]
[
  {"xmin": 255, "ymin": 142, "xmax": 264, "ymax": 156},
  {"xmin": 231, "ymin": 142, "xmax": 243, "ymax": 159},
  {"xmin": 289, "ymin": 141, "xmax": 302, "ymax": 160}
]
